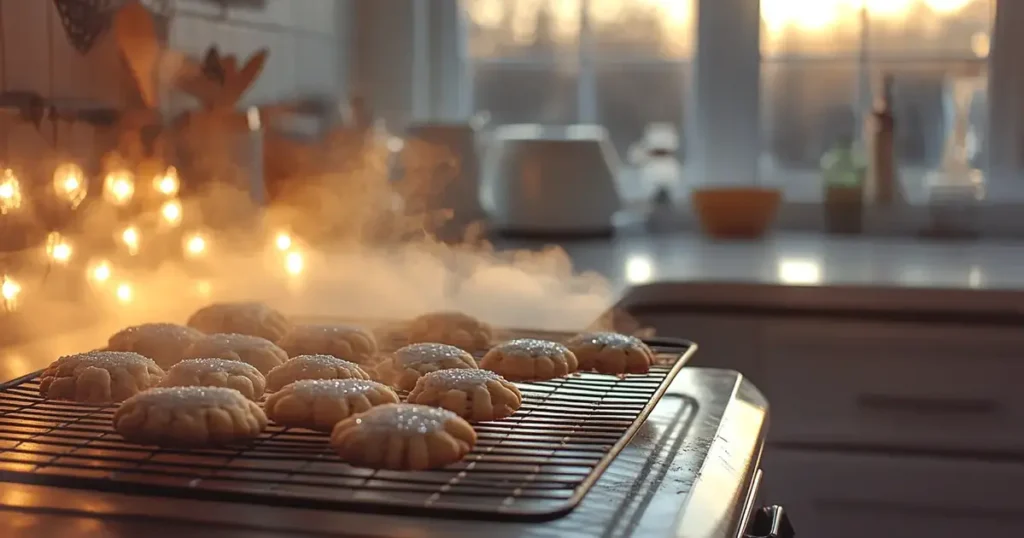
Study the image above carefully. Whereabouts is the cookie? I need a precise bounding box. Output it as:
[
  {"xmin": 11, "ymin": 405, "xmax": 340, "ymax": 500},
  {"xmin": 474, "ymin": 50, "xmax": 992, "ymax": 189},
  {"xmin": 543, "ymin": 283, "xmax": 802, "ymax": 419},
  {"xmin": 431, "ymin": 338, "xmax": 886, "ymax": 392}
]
[
  {"xmin": 375, "ymin": 343, "xmax": 477, "ymax": 391},
  {"xmin": 106, "ymin": 323, "xmax": 204, "ymax": 369},
  {"xmin": 159, "ymin": 358, "xmax": 266, "ymax": 401},
  {"xmin": 113, "ymin": 386, "xmax": 267, "ymax": 447},
  {"xmin": 479, "ymin": 338, "xmax": 578, "ymax": 381},
  {"xmin": 265, "ymin": 354, "xmax": 371, "ymax": 392},
  {"xmin": 407, "ymin": 311, "xmax": 493, "ymax": 351},
  {"xmin": 567, "ymin": 332, "xmax": 655, "ymax": 375},
  {"xmin": 186, "ymin": 302, "xmax": 291, "ymax": 342},
  {"xmin": 264, "ymin": 379, "xmax": 400, "ymax": 432},
  {"xmin": 276, "ymin": 324, "xmax": 377, "ymax": 364},
  {"xmin": 185, "ymin": 333, "xmax": 288, "ymax": 374},
  {"xmin": 407, "ymin": 369, "xmax": 522, "ymax": 422},
  {"xmin": 329, "ymin": 403, "xmax": 476, "ymax": 470},
  {"xmin": 39, "ymin": 351, "xmax": 165, "ymax": 404}
]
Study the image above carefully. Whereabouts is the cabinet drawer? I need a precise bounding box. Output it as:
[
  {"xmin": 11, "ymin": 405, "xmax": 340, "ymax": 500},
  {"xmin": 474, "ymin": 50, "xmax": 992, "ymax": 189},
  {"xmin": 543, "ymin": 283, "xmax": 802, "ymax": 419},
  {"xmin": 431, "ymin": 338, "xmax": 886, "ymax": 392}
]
[
  {"xmin": 762, "ymin": 449, "xmax": 1024, "ymax": 538},
  {"xmin": 761, "ymin": 320, "xmax": 1024, "ymax": 452}
]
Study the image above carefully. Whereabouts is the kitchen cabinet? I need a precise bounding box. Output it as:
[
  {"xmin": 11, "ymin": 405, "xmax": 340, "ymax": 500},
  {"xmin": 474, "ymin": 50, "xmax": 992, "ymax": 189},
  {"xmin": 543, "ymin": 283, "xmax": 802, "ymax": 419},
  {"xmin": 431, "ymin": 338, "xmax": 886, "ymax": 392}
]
[
  {"xmin": 763, "ymin": 448, "xmax": 1024, "ymax": 538},
  {"xmin": 629, "ymin": 305, "xmax": 1024, "ymax": 537}
]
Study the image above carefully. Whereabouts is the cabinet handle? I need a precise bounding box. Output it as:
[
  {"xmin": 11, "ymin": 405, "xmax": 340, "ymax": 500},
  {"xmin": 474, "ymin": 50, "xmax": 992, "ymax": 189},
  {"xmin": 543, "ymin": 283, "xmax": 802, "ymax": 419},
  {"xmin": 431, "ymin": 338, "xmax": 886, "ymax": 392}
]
[{"xmin": 856, "ymin": 393, "xmax": 998, "ymax": 416}]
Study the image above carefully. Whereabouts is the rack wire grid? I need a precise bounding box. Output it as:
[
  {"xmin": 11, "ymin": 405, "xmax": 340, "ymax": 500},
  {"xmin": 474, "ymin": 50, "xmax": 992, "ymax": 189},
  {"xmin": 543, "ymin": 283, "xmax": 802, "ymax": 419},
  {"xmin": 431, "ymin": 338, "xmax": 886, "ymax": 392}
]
[{"xmin": 0, "ymin": 329, "xmax": 694, "ymax": 522}]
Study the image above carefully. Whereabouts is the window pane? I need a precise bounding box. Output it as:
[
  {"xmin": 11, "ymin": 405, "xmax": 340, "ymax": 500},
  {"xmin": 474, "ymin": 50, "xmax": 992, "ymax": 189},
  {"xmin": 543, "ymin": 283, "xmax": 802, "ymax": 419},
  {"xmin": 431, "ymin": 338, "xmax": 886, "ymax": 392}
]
[
  {"xmin": 866, "ymin": 0, "xmax": 994, "ymax": 57},
  {"xmin": 471, "ymin": 63, "xmax": 579, "ymax": 124},
  {"xmin": 761, "ymin": 0, "xmax": 863, "ymax": 56},
  {"xmin": 589, "ymin": 0, "xmax": 694, "ymax": 59},
  {"xmin": 762, "ymin": 61, "xmax": 859, "ymax": 168},
  {"xmin": 595, "ymin": 62, "xmax": 688, "ymax": 159},
  {"xmin": 464, "ymin": 0, "xmax": 581, "ymax": 59}
]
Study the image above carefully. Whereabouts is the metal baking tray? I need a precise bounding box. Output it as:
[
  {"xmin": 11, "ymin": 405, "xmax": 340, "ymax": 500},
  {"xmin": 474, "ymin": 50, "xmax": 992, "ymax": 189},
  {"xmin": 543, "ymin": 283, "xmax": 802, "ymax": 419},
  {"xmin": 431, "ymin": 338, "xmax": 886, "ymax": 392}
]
[{"xmin": 0, "ymin": 326, "xmax": 694, "ymax": 522}]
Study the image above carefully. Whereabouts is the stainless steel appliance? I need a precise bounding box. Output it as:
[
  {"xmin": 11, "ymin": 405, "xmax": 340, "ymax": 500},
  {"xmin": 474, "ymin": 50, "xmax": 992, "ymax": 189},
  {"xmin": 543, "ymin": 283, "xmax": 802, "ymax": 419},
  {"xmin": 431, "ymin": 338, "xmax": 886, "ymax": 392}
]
[
  {"xmin": 480, "ymin": 125, "xmax": 623, "ymax": 236},
  {"xmin": 0, "ymin": 323, "xmax": 787, "ymax": 538}
]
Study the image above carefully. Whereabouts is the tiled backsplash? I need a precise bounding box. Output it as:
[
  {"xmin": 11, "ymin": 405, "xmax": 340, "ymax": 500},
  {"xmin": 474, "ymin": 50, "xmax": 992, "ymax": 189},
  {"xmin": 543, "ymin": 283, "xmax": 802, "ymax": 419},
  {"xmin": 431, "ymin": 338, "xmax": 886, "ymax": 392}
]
[
  {"xmin": 168, "ymin": 0, "xmax": 347, "ymax": 107},
  {"xmin": 0, "ymin": 0, "xmax": 347, "ymax": 170}
]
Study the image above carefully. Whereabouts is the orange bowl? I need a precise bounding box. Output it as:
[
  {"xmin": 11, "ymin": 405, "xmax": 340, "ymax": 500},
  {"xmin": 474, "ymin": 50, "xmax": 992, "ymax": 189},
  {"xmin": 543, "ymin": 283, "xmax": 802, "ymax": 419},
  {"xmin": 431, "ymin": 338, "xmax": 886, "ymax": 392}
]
[{"xmin": 691, "ymin": 187, "xmax": 782, "ymax": 239}]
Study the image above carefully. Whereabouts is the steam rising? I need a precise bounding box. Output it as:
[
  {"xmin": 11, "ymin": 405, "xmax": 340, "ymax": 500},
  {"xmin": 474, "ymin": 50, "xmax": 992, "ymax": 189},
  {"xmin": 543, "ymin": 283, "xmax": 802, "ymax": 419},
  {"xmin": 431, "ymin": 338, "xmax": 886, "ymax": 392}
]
[{"xmin": 9, "ymin": 129, "xmax": 631, "ymax": 363}]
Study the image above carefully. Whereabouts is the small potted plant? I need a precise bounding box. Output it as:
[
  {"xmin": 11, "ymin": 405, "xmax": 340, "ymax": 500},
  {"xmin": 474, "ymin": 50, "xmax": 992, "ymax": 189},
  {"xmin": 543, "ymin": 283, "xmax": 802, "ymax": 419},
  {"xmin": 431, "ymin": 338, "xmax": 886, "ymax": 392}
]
[{"xmin": 820, "ymin": 138, "xmax": 866, "ymax": 234}]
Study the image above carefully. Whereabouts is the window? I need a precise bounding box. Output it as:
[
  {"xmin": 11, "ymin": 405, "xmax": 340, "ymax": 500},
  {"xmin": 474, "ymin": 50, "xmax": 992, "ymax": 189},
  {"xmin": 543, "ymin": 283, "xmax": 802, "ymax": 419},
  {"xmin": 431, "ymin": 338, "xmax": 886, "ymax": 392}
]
[
  {"xmin": 760, "ymin": 0, "xmax": 993, "ymax": 202},
  {"xmin": 462, "ymin": 0, "xmax": 995, "ymax": 205},
  {"xmin": 465, "ymin": 0, "xmax": 694, "ymax": 204}
]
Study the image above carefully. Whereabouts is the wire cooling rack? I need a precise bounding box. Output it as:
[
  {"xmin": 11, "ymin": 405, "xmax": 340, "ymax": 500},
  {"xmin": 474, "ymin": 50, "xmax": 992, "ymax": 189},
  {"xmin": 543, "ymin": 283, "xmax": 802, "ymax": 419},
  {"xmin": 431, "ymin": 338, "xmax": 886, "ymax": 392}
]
[{"xmin": 0, "ymin": 331, "xmax": 694, "ymax": 522}]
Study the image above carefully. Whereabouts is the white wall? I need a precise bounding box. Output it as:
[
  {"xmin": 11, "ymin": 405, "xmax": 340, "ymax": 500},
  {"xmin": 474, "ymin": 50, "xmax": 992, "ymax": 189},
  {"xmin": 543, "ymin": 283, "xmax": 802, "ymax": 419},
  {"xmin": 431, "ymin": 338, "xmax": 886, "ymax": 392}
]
[{"xmin": 0, "ymin": 0, "xmax": 349, "ymax": 171}]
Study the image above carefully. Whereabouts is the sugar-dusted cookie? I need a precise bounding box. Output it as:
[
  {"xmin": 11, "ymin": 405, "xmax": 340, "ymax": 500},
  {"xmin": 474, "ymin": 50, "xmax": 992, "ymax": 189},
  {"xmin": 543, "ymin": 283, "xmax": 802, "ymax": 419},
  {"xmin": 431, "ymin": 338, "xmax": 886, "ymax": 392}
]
[
  {"xmin": 407, "ymin": 369, "xmax": 522, "ymax": 422},
  {"xmin": 567, "ymin": 332, "xmax": 655, "ymax": 375},
  {"xmin": 184, "ymin": 333, "xmax": 288, "ymax": 374},
  {"xmin": 106, "ymin": 323, "xmax": 204, "ymax": 369},
  {"xmin": 330, "ymin": 403, "xmax": 476, "ymax": 470},
  {"xmin": 407, "ymin": 311, "xmax": 493, "ymax": 352},
  {"xmin": 113, "ymin": 386, "xmax": 267, "ymax": 447},
  {"xmin": 265, "ymin": 354, "xmax": 370, "ymax": 392},
  {"xmin": 375, "ymin": 343, "xmax": 477, "ymax": 391},
  {"xmin": 159, "ymin": 358, "xmax": 266, "ymax": 401},
  {"xmin": 264, "ymin": 379, "xmax": 400, "ymax": 432},
  {"xmin": 39, "ymin": 351, "xmax": 165, "ymax": 404},
  {"xmin": 276, "ymin": 324, "xmax": 377, "ymax": 364},
  {"xmin": 186, "ymin": 302, "xmax": 291, "ymax": 342},
  {"xmin": 479, "ymin": 338, "xmax": 578, "ymax": 381}
]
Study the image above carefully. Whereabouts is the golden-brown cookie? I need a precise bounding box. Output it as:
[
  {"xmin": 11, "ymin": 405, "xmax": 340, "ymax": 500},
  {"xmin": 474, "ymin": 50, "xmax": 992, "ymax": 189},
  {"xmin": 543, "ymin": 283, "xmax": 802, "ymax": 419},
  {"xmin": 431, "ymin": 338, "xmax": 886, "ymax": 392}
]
[
  {"xmin": 375, "ymin": 343, "xmax": 477, "ymax": 391},
  {"xmin": 39, "ymin": 351, "xmax": 165, "ymax": 404},
  {"xmin": 479, "ymin": 339, "xmax": 578, "ymax": 381},
  {"xmin": 276, "ymin": 324, "xmax": 377, "ymax": 364},
  {"xmin": 184, "ymin": 333, "xmax": 288, "ymax": 374},
  {"xmin": 186, "ymin": 302, "xmax": 291, "ymax": 342},
  {"xmin": 567, "ymin": 332, "xmax": 655, "ymax": 375},
  {"xmin": 265, "ymin": 354, "xmax": 371, "ymax": 392},
  {"xmin": 113, "ymin": 386, "xmax": 267, "ymax": 447},
  {"xmin": 264, "ymin": 379, "xmax": 400, "ymax": 432},
  {"xmin": 407, "ymin": 311, "xmax": 493, "ymax": 351},
  {"xmin": 407, "ymin": 369, "xmax": 522, "ymax": 422},
  {"xmin": 159, "ymin": 358, "xmax": 266, "ymax": 400},
  {"xmin": 329, "ymin": 403, "xmax": 476, "ymax": 470},
  {"xmin": 106, "ymin": 323, "xmax": 205, "ymax": 369}
]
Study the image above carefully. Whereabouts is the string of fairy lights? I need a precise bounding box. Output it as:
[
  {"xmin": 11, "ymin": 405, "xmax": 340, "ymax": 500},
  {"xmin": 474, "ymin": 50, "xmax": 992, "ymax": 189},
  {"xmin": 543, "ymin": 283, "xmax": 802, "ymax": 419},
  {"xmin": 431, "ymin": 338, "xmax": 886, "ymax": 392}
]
[{"xmin": 0, "ymin": 162, "xmax": 305, "ymax": 313}]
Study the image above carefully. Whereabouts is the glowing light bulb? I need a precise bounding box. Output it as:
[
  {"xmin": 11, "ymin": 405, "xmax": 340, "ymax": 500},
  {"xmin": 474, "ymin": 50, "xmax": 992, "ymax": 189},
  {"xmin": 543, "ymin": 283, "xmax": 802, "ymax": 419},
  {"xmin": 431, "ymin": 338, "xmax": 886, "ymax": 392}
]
[
  {"xmin": 284, "ymin": 251, "xmax": 304, "ymax": 276},
  {"xmin": 115, "ymin": 283, "xmax": 133, "ymax": 303},
  {"xmin": 184, "ymin": 233, "xmax": 207, "ymax": 258},
  {"xmin": 88, "ymin": 259, "xmax": 112, "ymax": 283},
  {"xmin": 154, "ymin": 167, "xmax": 180, "ymax": 196},
  {"xmin": 0, "ymin": 169, "xmax": 23, "ymax": 214},
  {"xmin": 121, "ymin": 226, "xmax": 141, "ymax": 255},
  {"xmin": 274, "ymin": 232, "xmax": 292, "ymax": 251},
  {"xmin": 103, "ymin": 170, "xmax": 135, "ymax": 206},
  {"xmin": 52, "ymin": 163, "xmax": 87, "ymax": 207},
  {"xmin": 160, "ymin": 199, "xmax": 182, "ymax": 226},
  {"xmin": 1, "ymin": 275, "xmax": 20, "ymax": 310},
  {"xmin": 45, "ymin": 232, "xmax": 73, "ymax": 264}
]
